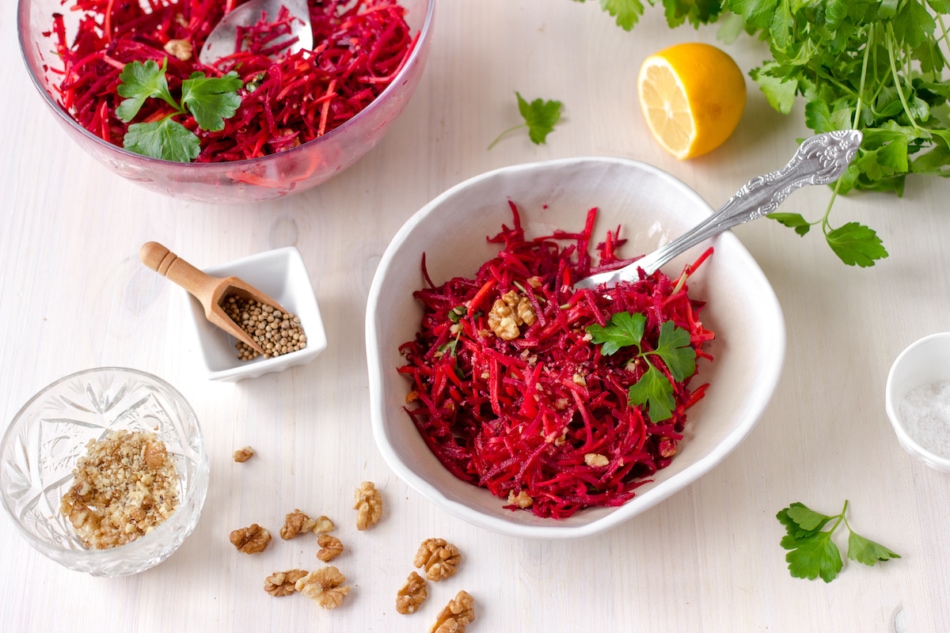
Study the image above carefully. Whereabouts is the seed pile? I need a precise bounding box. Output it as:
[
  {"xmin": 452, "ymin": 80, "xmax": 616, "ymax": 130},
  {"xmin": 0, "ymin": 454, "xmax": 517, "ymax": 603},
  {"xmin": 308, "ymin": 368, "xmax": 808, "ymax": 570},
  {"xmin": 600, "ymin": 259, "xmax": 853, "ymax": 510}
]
[{"xmin": 222, "ymin": 296, "xmax": 307, "ymax": 361}]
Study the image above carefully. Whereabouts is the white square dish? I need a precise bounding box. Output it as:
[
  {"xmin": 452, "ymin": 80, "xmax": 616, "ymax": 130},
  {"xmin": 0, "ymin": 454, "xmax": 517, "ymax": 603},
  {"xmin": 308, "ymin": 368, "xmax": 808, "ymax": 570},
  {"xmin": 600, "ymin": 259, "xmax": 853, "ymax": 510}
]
[{"xmin": 183, "ymin": 246, "xmax": 327, "ymax": 381}]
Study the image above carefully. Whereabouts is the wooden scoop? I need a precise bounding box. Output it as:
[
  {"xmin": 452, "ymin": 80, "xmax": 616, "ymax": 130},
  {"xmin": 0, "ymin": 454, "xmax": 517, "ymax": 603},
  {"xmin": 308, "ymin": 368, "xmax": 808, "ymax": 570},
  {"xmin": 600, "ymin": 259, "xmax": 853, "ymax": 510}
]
[{"xmin": 140, "ymin": 242, "xmax": 287, "ymax": 356}]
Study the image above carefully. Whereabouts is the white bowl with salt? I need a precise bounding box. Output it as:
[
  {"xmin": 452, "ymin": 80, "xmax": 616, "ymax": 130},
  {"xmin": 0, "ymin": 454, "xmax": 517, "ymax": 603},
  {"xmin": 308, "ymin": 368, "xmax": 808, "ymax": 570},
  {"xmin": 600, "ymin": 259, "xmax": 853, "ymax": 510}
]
[{"xmin": 885, "ymin": 332, "xmax": 950, "ymax": 473}]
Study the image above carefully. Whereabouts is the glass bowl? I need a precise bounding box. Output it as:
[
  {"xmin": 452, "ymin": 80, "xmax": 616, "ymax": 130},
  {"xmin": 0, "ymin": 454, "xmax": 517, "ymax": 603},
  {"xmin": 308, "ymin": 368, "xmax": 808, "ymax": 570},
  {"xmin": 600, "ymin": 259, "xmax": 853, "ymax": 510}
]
[
  {"xmin": 16, "ymin": 0, "xmax": 435, "ymax": 204},
  {"xmin": 0, "ymin": 368, "xmax": 209, "ymax": 576}
]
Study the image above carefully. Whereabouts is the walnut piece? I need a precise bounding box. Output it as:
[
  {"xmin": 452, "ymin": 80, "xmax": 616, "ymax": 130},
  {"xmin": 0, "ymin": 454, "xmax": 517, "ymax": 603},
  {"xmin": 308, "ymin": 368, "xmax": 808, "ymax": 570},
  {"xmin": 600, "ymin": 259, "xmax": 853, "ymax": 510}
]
[
  {"xmin": 280, "ymin": 508, "xmax": 318, "ymax": 540},
  {"xmin": 295, "ymin": 566, "xmax": 350, "ymax": 609},
  {"xmin": 316, "ymin": 534, "xmax": 344, "ymax": 562},
  {"xmin": 233, "ymin": 446, "xmax": 255, "ymax": 462},
  {"xmin": 163, "ymin": 38, "xmax": 193, "ymax": 61},
  {"xmin": 354, "ymin": 481, "xmax": 383, "ymax": 530},
  {"xmin": 506, "ymin": 489, "xmax": 533, "ymax": 509},
  {"xmin": 414, "ymin": 538, "xmax": 461, "ymax": 582},
  {"xmin": 429, "ymin": 590, "xmax": 475, "ymax": 633},
  {"xmin": 584, "ymin": 453, "xmax": 609, "ymax": 467},
  {"xmin": 487, "ymin": 290, "xmax": 536, "ymax": 340},
  {"xmin": 59, "ymin": 430, "xmax": 180, "ymax": 549},
  {"xmin": 396, "ymin": 571, "xmax": 428, "ymax": 615},
  {"xmin": 230, "ymin": 523, "xmax": 272, "ymax": 554},
  {"xmin": 264, "ymin": 569, "xmax": 308, "ymax": 597},
  {"xmin": 313, "ymin": 515, "xmax": 335, "ymax": 534}
]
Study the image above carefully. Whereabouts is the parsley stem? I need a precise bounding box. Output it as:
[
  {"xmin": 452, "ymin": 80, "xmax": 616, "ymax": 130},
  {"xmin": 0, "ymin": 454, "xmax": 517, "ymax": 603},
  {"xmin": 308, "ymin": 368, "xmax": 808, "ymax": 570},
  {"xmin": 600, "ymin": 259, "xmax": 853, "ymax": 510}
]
[
  {"xmin": 487, "ymin": 124, "xmax": 527, "ymax": 150},
  {"xmin": 885, "ymin": 23, "xmax": 921, "ymax": 132}
]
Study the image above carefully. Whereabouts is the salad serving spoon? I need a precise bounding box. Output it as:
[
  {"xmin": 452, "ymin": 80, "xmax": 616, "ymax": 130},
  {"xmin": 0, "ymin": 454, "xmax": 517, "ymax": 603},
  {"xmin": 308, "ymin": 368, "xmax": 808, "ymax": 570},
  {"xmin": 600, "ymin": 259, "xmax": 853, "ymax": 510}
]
[
  {"xmin": 199, "ymin": 0, "xmax": 313, "ymax": 66},
  {"xmin": 140, "ymin": 242, "xmax": 290, "ymax": 356},
  {"xmin": 575, "ymin": 130, "xmax": 864, "ymax": 290}
]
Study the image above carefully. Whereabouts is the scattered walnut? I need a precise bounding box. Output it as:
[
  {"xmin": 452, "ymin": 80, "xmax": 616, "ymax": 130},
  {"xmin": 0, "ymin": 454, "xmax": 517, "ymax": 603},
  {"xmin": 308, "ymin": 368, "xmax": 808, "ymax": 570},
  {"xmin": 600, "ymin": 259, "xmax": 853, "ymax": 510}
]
[
  {"xmin": 396, "ymin": 571, "xmax": 428, "ymax": 615},
  {"xmin": 429, "ymin": 590, "xmax": 475, "ymax": 633},
  {"xmin": 506, "ymin": 489, "xmax": 533, "ymax": 508},
  {"xmin": 313, "ymin": 515, "xmax": 335, "ymax": 534},
  {"xmin": 354, "ymin": 481, "xmax": 383, "ymax": 530},
  {"xmin": 487, "ymin": 290, "xmax": 535, "ymax": 340},
  {"xmin": 295, "ymin": 566, "xmax": 350, "ymax": 609},
  {"xmin": 280, "ymin": 509, "xmax": 318, "ymax": 540},
  {"xmin": 414, "ymin": 538, "xmax": 461, "ymax": 581},
  {"xmin": 264, "ymin": 569, "xmax": 308, "ymax": 597},
  {"xmin": 584, "ymin": 453, "xmax": 609, "ymax": 467},
  {"xmin": 163, "ymin": 38, "xmax": 193, "ymax": 61},
  {"xmin": 233, "ymin": 446, "xmax": 255, "ymax": 462},
  {"xmin": 316, "ymin": 534, "xmax": 344, "ymax": 562},
  {"xmin": 230, "ymin": 524, "xmax": 272, "ymax": 554}
]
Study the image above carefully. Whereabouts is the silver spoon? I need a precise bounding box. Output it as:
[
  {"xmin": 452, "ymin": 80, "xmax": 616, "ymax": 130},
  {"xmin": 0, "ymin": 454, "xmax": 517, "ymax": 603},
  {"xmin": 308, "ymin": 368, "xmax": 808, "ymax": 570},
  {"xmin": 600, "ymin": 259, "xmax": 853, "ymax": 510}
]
[
  {"xmin": 199, "ymin": 0, "xmax": 313, "ymax": 66},
  {"xmin": 574, "ymin": 130, "xmax": 864, "ymax": 290}
]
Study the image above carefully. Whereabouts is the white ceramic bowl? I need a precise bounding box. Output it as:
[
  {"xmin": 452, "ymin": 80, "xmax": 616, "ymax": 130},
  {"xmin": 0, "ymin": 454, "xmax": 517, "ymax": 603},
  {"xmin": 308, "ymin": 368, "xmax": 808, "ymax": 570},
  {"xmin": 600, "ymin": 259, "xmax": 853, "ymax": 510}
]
[
  {"xmin": 366, "ymin": 157, "xmax": 786, "ymax": 539},
  {"xmin": 183, "ymin": 246, "xmax": 327, "ymax": 381},
  {"xmin": 885, "ymin": 332, "xmax": 950, "ymax": 473}
]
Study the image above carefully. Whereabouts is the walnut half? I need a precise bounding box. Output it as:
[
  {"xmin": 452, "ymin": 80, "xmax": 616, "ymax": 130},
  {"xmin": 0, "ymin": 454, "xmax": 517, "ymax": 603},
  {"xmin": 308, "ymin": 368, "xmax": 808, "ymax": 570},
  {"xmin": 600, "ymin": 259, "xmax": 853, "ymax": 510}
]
[
  {"xmin": 280, "ymin": 508, "xmax": 318, "ymax": 540},
  {"xmin": 396, "ymin": 571, "xmax": 428, "ymax": 615},
  {"xmin": 354, "ymin": 481, "xmax": 383, "ymax": 530},
  {"xmin": 230, "ymin": 523, "xmax": 272, "ymax": 554},
  {"xmin": 316, "ymin": 534, "xmax": 344, "ymax": 562},
  {"xmin": 414, "ymin": 538, "xmax": 461, "ymax": 582},
  {"xmin": 295, "ymin": 566, "xmax": 350, "ymax": 609},
  {"xmin": 429, "ymin": 590, "xmax": 475, "ymax": 633},
  {"xmin": 264, "ymin": 569, "xmax": 307, "ymax": 597}
]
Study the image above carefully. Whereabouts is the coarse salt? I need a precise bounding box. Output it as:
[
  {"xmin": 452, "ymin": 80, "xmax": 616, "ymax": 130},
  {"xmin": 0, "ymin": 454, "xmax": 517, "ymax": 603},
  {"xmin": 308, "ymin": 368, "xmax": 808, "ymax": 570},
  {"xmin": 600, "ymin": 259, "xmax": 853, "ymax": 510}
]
[{"xmin": 898, "ymin": 381, "xmax": 950, "ymax": 460}]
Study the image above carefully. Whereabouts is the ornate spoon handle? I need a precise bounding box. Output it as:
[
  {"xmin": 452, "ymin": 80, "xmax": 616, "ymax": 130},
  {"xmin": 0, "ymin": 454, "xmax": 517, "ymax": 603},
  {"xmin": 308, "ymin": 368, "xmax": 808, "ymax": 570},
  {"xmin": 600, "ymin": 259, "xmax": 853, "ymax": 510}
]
[{"xmin": 576, "ymin": 130, "xmax": 863, "ymax": 289}]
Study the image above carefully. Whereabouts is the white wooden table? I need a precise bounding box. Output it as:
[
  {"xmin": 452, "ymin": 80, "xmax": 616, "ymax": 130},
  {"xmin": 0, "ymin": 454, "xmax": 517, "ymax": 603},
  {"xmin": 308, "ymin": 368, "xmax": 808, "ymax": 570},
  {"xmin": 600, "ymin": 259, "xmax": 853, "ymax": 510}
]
[{"xmin": 1, "ymin": 1, "xmax": 948, "ymax": 631}]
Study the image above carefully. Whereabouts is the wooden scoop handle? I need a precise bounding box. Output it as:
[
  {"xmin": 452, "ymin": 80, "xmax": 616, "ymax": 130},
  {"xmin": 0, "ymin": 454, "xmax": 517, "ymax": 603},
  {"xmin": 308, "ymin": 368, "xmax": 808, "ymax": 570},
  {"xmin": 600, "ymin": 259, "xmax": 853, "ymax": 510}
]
[{"xmin": 140, "ymin": 242, "xmax": 218, "ymax": 306}]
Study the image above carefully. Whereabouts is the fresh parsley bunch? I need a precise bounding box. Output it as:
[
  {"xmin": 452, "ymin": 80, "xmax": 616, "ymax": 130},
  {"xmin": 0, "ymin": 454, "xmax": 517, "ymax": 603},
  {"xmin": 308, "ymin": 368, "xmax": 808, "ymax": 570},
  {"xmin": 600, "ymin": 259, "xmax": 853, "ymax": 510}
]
[
  {"xmin": 116, "ymin": 58, "xmax": 243, "ymax": 162},
  {"xmin": 587, "ymin": 311, "xmax": 697, "ymax": 422},
  {"xmin": 777, "ymin": 500, "xmax": 900, "ymax": 582},
  {"xmin": 579, "ymin": 0, "xmax": 950, "ymax": 267}
]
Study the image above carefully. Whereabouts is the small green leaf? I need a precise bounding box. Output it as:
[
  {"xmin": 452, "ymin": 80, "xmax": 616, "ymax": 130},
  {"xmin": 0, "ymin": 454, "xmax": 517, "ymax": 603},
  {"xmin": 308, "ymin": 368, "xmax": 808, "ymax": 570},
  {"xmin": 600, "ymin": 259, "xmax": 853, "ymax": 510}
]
[
  {"xmin": 516, "ymin": 92, "xmax": 563, "ymax": 145},
  {"xmin": 651, "ymin": 320, "xmax": 696, "ymax": 381},
  {"xmin": 785, "ymin": 503, "xmax": 835, "ymax": 532},
  {"xmin": 769, "ymin": 212, "xmax": 812, "ymax": 236},
  {"xmin": 124, "ymin": 119, "xmax": 201, "ymax": 162},
  {"xmin": 116, "ymin": 59, "xmax": 178, "ymax": 122},
  {"xmin": 784, "ymin": 532, "xmax": 844, "ymax": 582},
  {"xmin": 627, "ymin": 363, "xmax": 675, "ymax": 421},
  {"xmin": 751, "ymin": 63, "xmax": 798, "ymax": 115},
  {"xmin": 181, "ymin": 71, "xmax": 243, "ymax": 132},
  {"xmin": 847, "ymin": 531, "xmax": 901, "ymax": 566},
  {"xmin": 587, "ymin": 311, "xmax": 645, "ymax": 356},
  {"xmin": 826, "ymin": 222, "xmax": 888, "ymax": 267}
]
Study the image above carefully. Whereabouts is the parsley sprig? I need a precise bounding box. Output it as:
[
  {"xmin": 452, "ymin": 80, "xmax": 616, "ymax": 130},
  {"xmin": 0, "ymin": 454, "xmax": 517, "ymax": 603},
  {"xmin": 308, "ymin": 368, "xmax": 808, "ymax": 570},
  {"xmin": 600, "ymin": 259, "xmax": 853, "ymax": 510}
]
[
  {"xmin": 777, "ymin": 500, "xmax": 900, "ymax": 583},
  {"xmin": 116, "ymin": 58, "xmax": 243, "ymax": 162},
  {"xmin": 579, "ymin": 0, "xmax": 950, "ymax": 267},
  {"xmin": 488, "ymin": 92, "xmax": 563, "ymax": 149},
  {"xmin": 587, "ymin": 311, "xmax": 696, "ymax": 422}
]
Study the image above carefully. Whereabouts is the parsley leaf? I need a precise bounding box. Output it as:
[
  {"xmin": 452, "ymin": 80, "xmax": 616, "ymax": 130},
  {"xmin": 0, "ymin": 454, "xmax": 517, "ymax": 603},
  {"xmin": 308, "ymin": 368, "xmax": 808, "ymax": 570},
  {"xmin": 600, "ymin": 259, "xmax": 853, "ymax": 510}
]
[
  {"xmin": 586, "ymin": 311, "xmax": 697, "ymax": 422},
  {"xmin": 627, "ymin": 364, "xmax": 675, "ymax": 421},
  {"xmin": 181, "ymin": 72, "xmax": 243, "ymax": 132},
  {"xmin": 124, "ymin": 119, "xmax": 201, "ymax": 163},
  {"xmin": 488, "ymin": 93, "xmax": 563, "ymax": 149},
  {"xmin": 587, "ymin": 311, "xmax": 645, "ymax": 356},
  {"xmin": 777, "ymin": 500, "xmax": 900, "ymax": 583},
  {"xmin": 116, "ymin": 59, "xmax": 177, "ymax": 122},
  {"xmin": 116, "ymin": 58, "xmax": 243, "ymax": 162},
  {"xmin": 649, "ymin": 320, "xmax": 695, "ymax": 381},
  {"xmin": 825, "ymin": 222, "xmax": 889, "ymax": 268}
]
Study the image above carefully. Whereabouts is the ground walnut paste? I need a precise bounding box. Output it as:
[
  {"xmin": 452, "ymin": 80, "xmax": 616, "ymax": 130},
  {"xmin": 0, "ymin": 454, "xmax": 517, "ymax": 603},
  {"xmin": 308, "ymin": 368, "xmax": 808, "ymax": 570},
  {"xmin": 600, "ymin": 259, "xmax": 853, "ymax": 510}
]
[{"xmin": 60, "ymin": 430, "xmax": 180, "ymax": 549}]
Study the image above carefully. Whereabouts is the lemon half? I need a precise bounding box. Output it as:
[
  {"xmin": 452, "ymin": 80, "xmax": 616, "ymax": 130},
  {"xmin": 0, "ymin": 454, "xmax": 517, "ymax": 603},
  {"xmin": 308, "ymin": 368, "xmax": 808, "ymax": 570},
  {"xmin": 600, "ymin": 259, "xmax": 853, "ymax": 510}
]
[{"xmin": 638, "ymin": 43, "xmax": 747, "ymax": 160}]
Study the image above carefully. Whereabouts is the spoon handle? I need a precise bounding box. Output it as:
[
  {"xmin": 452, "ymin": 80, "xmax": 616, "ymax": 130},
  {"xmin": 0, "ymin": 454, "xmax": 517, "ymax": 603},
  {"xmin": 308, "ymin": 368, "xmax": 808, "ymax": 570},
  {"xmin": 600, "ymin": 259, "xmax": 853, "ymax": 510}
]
[
  {"xmin": 140, "ymin": 242, "xmax": 218, "ymax": 307},
  {"xmin": 577, "ymin": 130, "xmax": 862, "ymax": 288}
]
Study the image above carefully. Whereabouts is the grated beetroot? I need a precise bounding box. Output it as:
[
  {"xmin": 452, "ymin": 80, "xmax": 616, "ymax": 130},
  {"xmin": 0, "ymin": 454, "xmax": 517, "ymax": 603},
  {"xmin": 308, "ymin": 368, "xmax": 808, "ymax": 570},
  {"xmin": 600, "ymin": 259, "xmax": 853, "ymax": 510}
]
[
  {"xmin": 45, "ymin": 0, "xmax": 416, "ymax": 162},
  {"xmin": 398, "ymin": 203, "xmax": 715, "ymax": 519}
]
